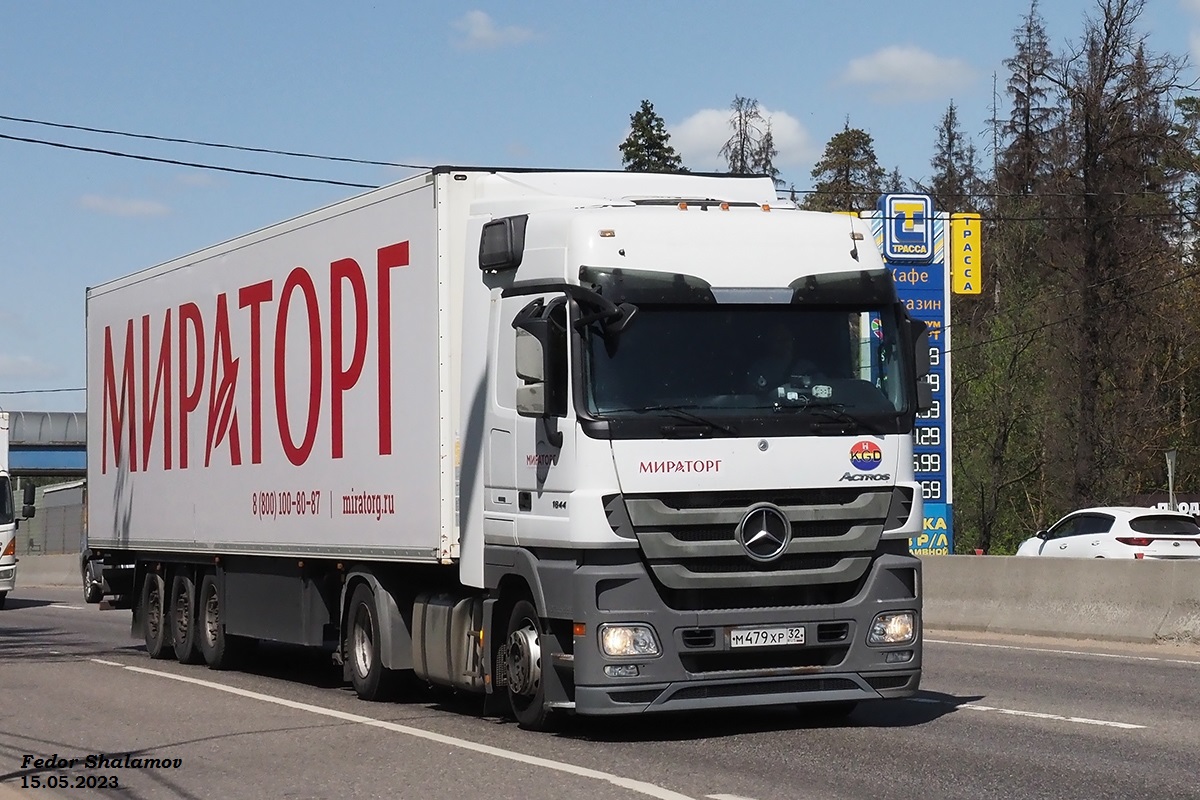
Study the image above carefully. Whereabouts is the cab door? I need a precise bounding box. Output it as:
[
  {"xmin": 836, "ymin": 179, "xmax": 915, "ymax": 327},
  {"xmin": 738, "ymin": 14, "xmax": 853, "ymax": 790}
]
[{"xmin": 508, "ymin": 296, "xmax": 576, "ymax": 548}]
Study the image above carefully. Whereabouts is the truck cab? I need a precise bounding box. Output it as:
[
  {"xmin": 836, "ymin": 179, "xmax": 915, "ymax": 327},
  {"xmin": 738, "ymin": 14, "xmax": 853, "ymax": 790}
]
[
  {"xmin": 468, "ymin": 192, "xmax": 929, "ymax": 722},
  {"xmin": 0, "ymin": 412, "xmax": 35, "ymax": 608}
]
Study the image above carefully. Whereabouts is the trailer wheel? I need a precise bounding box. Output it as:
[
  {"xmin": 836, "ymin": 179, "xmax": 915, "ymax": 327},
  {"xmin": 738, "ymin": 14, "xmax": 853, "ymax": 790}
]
[
  {"xmin": 197, "ymin": 574, "xmax": 245, "ymax": 670},
  {"xmin": 141, "ymin": 573, "xmax": 173, "ymax": 659},
  {"xmin": 170, "ymin": 573, "xmax": 204, "ymax": 665},
  {"xmin": 346, "ymin": 583, "xmax": 395, "ymax": 701},
  {"xmin": 505, "ymin": 599, "xmax": 560, "ymax": 731}
]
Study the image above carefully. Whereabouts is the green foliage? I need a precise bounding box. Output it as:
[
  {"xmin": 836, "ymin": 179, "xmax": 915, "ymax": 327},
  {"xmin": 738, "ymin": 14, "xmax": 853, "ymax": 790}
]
[
  {"xmin": 800, "ymin": 121, "xmax": 885, "ymax": 212},
  {"xmin": 620, "ymin": 100, "xmax": 685, "ymax": 173},
  {"xmin": 951, "ymin": 0, "xmax": 1198, "ymax": 551}
]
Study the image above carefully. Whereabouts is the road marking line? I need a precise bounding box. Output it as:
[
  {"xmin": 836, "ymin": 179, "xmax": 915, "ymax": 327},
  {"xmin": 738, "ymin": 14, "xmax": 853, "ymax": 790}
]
[
  {"xmin": 88, "ymin": 659, "xmax": 697, "ymax": 800},
  {"xmin": 47, "ymin": 603, "xmax": 84, "ymax": 610},
  {"xmin": 926, "ymin": 638, "xmax": 1200, "ymax": 666},
  {"xmin": 91, "ymin": 658, "xmax": 123, "ymax": 666},
  {"xmin": 909, "ymin": 697, "xmax": 1145, "ymax": 729},
  {"xmin": 707, "ymin": 794, "xmax": 761, "ymax": 800}
]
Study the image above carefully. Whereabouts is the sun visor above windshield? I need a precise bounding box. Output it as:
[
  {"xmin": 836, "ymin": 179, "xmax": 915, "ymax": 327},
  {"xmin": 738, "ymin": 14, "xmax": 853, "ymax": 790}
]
[
  {"xmin": 789, "ymin": 268, "xmax": 897, "ymax": 305},
  {"xmin": 579, "ymin": 266, "xmax": 717, "ymax": 304},
  {"xmin": 579, "ymin": 266, "xmax": 899, "ymax": 306}
]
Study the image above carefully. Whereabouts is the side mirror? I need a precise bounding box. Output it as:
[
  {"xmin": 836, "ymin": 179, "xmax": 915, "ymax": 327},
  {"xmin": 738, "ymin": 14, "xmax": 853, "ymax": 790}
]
[
  {"xmin": 512, "ymin": 299, "xmax": 567, "ymax": 418},
  {"xmin": 479, "ymin": 215, "xmax": 528, "ymax": 273},
  {"xmin": 515, "ymin": 329, "xmax": 547, "ymax": 417},
  {"xmin": 21, "ymin": 482, "xmax": 36, "ymax": 519},
  {"xmin": 1035, "ymin": 529, "xmax": 1048, "ymax": 540},
  {"xmin": 908, "ymin": 319, "xmax": 932, "ymax": 413}
]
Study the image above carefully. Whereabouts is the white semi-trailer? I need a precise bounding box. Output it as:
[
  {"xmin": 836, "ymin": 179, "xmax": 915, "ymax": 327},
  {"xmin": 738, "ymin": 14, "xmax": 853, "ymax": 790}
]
[{"xmin": 85, "ymin": 167, "xmax": 929, "ymax": 728}]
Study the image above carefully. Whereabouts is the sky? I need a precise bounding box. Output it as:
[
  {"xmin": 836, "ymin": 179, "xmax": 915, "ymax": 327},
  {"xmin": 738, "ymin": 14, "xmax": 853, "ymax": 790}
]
[{"xmin": 2, "ymin": 1, "xmax": 1199, "ymax": 412}]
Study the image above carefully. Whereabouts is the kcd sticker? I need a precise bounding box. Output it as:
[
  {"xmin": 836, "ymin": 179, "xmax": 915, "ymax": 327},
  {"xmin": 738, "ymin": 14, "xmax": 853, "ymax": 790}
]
[{"xmin": 849, "ymin": 440, "xmax": 883, "ymax": 471}]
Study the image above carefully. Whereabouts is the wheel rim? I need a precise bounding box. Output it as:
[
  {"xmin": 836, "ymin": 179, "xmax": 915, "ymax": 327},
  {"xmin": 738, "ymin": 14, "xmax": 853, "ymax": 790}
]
[
  {"xmin": 352, "ymin": 605, "xmax": 373, "ymax": 679},
  {"xmin": 203, "ymin": 589, "xmax": 220, "ymax": 648},
  {"xmin": 506, "ymin": 619, "xmax": 542, "ymax": 698}
]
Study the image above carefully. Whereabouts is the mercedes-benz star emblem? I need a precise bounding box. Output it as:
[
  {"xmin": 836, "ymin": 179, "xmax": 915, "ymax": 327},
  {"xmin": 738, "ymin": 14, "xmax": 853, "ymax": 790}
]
[{"xmin": 735, "ymin": 503, "xmax": 792, "ymax": 562}]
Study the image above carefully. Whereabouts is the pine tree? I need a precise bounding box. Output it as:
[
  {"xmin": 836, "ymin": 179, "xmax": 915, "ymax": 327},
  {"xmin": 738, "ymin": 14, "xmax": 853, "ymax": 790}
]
[
  {"xmin": 719, "ymin": 96, "xmax": 781, "ymax": 184},
  {"xmin": 719, "ymin": 96, "xmax": 763, "ymax": 175},
  {"xmin": 619, "ymin": 100, "xmax": 685, "ymax": 173},
  {"xmin": 752, "ymin": 120, "xmax": 782, "ymax": 187},
  {"xmin": 922, "ymin": 101, "xmax": 984, "ymax": 214},
  {"xmin": 800, "ymin": 121, "xmax": 885, "ymax": 212}
]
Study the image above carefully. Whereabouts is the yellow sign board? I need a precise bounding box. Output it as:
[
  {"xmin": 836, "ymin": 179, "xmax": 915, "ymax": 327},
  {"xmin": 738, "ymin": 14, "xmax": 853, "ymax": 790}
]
[{"xmin": 950, "ymin": 212, "xmax": 981, "ymax": 295}]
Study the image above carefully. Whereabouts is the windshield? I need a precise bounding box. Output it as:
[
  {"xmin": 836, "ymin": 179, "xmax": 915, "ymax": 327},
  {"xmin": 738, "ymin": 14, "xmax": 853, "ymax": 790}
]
[
  {"xmin": 582, "ymin": 304, "xmax": 912, "ymax": 423},
  {"xmin": 0, "ymin": 476, "xmax": 13, "ymax": 525}
]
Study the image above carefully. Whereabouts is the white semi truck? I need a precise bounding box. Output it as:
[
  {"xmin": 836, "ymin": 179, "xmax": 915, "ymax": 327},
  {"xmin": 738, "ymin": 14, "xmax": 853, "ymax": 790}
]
[{"xmin": 85, "ymin": 168, "xmax": 930, "ymax": 728}]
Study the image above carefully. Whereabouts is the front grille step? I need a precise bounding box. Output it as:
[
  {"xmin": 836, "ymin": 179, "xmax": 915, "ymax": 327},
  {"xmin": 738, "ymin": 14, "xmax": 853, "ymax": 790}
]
[{"xmin": 681, "ymin": 628, "xmax": 717, "ymax": 649}]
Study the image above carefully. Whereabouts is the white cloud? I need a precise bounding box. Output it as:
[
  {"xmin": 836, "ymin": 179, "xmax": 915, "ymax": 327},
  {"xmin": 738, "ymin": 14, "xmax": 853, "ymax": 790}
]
[
  {"xmin": 1185, "ymin": 0, "xmax": 1200, "ymax": 14},
  {"xmin": 79, "ymin": 195, "xmax": 170, "ymax": 217},
  {"xmin": 671, "ymin": 107, "xmax": 816, "ymax": 173},
  {"xmin": 452, "ymin": 11, "xmax": 535, "ymax": 50},
  {"xmin": 839, "ymin": 45, "xmax": 976, "ymax": 102},
  {"xmin": 0, "ymin": 354, "xmax": 59, "ymax": 380}
]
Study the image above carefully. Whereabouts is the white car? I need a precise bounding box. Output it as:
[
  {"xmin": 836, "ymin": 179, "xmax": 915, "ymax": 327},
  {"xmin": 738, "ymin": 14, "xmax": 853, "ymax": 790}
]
[{"xmin": 1015, "ymin": 507, "xmax": 1200, "ymax": 560}]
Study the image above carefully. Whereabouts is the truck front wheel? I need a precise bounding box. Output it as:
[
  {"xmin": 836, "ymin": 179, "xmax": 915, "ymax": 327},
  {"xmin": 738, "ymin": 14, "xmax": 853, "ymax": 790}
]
[
  {"xmin": 346, "ymin": 583, "xmax": 395, "ymax": 701},
  {"xmin": 505, "ymin": 599, "xmax": 560, "ymax": 731},
  {"xmin": 141, "ymin": 573, "xmax": 172, "ymax": 659}
]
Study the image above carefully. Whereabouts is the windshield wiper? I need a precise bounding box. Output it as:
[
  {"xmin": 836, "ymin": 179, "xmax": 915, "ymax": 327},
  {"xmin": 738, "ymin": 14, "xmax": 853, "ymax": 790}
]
[
  {"xmin": 773, "ymin": 400, "xmax": 888, "ymax": 435},
  {"xmin": 606, "ymin": 405, "xmax": 738, "ymax": 437}
]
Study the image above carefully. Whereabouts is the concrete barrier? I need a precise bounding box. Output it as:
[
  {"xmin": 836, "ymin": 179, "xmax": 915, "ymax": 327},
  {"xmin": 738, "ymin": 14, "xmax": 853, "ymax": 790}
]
[
  {"xmin": 8, "ymin": 554, "xmax": 78, "ymax": 589},
  {"xmin": 9, "ymin": 551, "xmax": 1200, "ymax": 645},
  {"xmin": 923, "ymin": 555, "xmax": 1200, "ymax": 643}
]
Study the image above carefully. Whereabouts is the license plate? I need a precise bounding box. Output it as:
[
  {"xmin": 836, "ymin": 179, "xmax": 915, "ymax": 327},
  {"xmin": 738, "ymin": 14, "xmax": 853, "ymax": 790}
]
[{"xmin": 729, "ymin": 626, "xmax": 805, "ymax": 648}]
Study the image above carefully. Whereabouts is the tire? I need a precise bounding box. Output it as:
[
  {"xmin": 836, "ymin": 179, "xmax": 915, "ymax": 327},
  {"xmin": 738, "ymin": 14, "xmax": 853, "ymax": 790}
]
[
  {"xmin": 83, "ymin": 562, "xmax": 103, "ymax": 604},
  {"xmin": 346, "ymin": 583, "xmax": 395, "ymax": 701},
  {"xmin": 170, "ymin": 572, "xmax": 204, "ymax": 665},
  {"xmin": 0, "ymin": 591, "xmax": 7, "ymax": 610},
  {"xmin": 141, "ymin": 573, "xmax": 173, "ymax": 659},
  {"xmin": 504, "ymin": 598, "xmax": 561, "ymax": 731},
  {"xmin": 197, "ymin": 573, "xmax": 245, "ymax": 670}
]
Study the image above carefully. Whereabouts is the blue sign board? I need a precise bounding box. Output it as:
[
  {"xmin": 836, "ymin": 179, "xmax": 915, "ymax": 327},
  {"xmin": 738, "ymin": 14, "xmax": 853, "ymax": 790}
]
[{"xmin": 870, "ymin": 197, "xmax": 953, "ymax": 555}]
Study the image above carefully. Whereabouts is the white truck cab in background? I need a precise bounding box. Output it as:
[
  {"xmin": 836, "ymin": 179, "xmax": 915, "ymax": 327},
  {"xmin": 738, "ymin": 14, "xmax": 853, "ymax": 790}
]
[
  {"xmin": 0, "ymin": 411, "xmax": 36, "ymax": 608},
  {"xmin": 85, "ymin": 168, "xmax": 930, "ymax": 728}
]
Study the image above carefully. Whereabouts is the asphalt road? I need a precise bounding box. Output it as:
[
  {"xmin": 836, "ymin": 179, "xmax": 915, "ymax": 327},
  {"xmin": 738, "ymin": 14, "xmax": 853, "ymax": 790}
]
[{"xmin": 3, "ymin": 587, "xmax": 1200, "ymax": 800}]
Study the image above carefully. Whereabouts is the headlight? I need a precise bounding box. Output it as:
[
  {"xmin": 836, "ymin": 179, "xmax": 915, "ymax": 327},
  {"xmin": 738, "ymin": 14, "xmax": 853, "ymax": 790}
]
[
  {"xmin": 599, "ymin": 624, "xmax": 660, "ymax": 657},
  {"xmin": 868, "ymin": 611, "xmax": 916, "ymax": 645}
]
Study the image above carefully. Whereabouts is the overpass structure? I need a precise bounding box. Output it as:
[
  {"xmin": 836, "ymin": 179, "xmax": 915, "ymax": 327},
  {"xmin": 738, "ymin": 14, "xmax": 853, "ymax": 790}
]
[{"xmin": 7, "ymin": 410, "xmax": 85, "ymax": 476}]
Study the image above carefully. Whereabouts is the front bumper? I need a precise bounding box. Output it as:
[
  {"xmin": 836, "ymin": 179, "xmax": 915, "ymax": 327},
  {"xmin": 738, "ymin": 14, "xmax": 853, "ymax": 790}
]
[
  {"xmin": 566, "ymin": 551, "xmax": 922, "ymax": 715},
  {"xmin": 0, "ymin": 561, "xmax": 16, "ymax": 592}
]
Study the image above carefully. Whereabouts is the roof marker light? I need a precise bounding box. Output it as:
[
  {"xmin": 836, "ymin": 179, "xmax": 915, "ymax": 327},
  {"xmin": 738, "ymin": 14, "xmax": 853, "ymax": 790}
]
[
  {"xmin": 599, "ymin": 229, "xmax": 616, "ymax": 238},
  {"xmin": 678, "ymin": 202, "xmax": 688, "ymax": 211},
  {"xmin": 761, "ymin": 204, "xmax": 771, "ymax": 212}
]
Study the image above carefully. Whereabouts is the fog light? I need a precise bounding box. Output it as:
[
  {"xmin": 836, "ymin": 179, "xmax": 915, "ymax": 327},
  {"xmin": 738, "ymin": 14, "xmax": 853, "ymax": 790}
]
[
  {"xmin": 868, "ymin": 612, "xmax": 915, "ymax": 645},
  {"xmin": 604, "ymin": 664, "xmax": 641, "ymax": 678},
  {"xmin": 599, "ymin": 624, "xmax": 661, "ymax": 657},
  {"xmin": 885, "ymin": 650, "xmax": 913, "ymax": 663}
]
